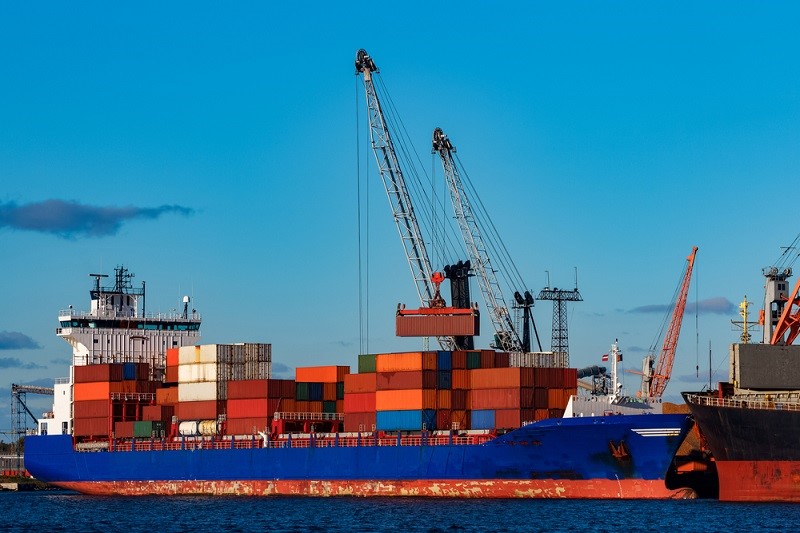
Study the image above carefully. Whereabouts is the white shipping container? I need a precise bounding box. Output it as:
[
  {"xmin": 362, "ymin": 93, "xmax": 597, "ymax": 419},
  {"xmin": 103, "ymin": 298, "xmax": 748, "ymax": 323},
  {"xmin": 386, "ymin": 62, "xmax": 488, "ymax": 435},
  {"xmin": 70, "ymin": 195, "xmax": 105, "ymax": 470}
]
[
  {"xmin": 178, "ymin": 362, "xmax": 218, "ymax": 383},
  {"xmin": 199, "ymin": 344, "xmax": 222, "ymax": 364},
  {"xmin": 178, "ymin": 381, "xmax": 218, "ymax": 402},
  {"xmin": 178, "ymin": 345, "xmax": 202, "ymax": 365}
]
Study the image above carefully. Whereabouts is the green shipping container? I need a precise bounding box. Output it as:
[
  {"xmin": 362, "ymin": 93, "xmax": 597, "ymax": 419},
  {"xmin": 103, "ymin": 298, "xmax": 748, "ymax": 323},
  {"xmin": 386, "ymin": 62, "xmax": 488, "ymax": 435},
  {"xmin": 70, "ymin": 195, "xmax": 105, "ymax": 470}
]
[
  {"xmin": 358, "ymin": 354, "xmax": 377, "ymax": 373},
  {"xmin": 323, "ymin": 400, "xmax": 337, "ymax": 414},
  {"xmin": 296, "ymin": 382, "xmax": 310, "ymax": 401},
  {"xmin": 336, "ymin": 381, "xmax": 345, "ymax": 400},
  {"xmin": 466, "ymin": 351, "xmax": 482, "ymax": 369},
  {"xmin": 133, "ymin": 420, "xmax": 165, "ymax": 438}
]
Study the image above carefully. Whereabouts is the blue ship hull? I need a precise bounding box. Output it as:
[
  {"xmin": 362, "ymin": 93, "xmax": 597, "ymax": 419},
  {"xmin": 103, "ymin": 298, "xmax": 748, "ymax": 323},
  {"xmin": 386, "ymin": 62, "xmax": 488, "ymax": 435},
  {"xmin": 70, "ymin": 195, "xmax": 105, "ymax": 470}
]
[{"xmin": 25, "ymin": 414, "xmax": 693, "ymax": 498}]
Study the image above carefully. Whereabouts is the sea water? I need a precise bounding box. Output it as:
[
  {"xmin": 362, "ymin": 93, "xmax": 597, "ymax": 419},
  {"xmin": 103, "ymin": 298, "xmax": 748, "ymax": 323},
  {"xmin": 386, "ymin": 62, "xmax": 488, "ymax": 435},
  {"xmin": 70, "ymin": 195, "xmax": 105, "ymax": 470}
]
[{"xmin": 3, "ymin": 491, "xmax": 800, "ymax": 532}]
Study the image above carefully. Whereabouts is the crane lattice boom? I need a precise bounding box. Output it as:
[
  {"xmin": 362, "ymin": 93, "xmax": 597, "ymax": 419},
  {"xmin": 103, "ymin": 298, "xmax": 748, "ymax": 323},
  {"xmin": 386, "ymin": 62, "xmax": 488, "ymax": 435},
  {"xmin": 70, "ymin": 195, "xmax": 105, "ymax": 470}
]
[{"xmin": 649, "ymin": 246, "xmax": 699, "ymax": 398}]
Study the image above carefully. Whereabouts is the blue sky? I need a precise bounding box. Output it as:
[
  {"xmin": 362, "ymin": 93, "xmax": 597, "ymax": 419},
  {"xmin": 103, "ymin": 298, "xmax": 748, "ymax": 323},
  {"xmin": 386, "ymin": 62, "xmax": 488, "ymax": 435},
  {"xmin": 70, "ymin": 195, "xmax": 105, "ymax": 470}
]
[{"xmin": 2, "ymin": 2, "xmax": 799, "ymax": 437}]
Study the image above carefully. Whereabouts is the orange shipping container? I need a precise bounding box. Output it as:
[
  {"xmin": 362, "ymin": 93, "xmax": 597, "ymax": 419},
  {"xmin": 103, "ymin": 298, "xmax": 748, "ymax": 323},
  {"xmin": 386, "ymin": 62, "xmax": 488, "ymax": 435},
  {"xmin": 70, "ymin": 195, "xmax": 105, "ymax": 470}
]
[
  {"xmin": 307, "ymin": 401, "xmax": 324, "ymax": 413},
  {"xmin": 548, "ymin": 388, "xmax": 568, "ymax": 409},
  {"xmin": 452, "ymin": 351, "xmax": 467, "ymax": 370},
  {"xmin": 376, "ymin": 370, "xmax": 436, "ymax": 391},
  {"xmin": 295, "ymin": 365, "xmax": 350, "ymax": 383},
  {"xmin": 376, "ymin": 352, "xmax": 437, "ymax": 372},
  {"xmin": 344, "ymin": 392, "xmax": 376, "ymax": 413},
  {"xmin": 344, "ymin": 373, "xmax": 377, "ymax": 393},
  {"xmin": 227, "ymin": 398, "xmax": 269, "ymax": 418},
  {"xmin": 471, "ymin": 388, "xmax": 521, "ymax": 410},
  {"xmin": 157, "ymin": 386, "xmax": 179, "ymax": 405},
  {"xmin": 73, "ymin": 381, "xmax": 122, "ymax": 401},
  {"xmin": 436, "ymin": 390, "xmax": 452, "ymax": 410},
  {"xmin": 323, "ymin": 382, "xmax": 338, "ymax": 401},
  {"xmin": 166, "ymin": 348, "xmax": 179, "ymax": 367},
  {"xmin": 451, "ymin": 410, "xmax": 470, "ymax": 430},
  {"xmin": 165, "ymin": 366, "xmax": 179, "ymax": 384},
  {"xmin": 375, "ymin": 389, "xmax": 436, "ymax": 411},
  {"xmin": 470, "ymin": 368, "xmax": 534, "ymax": 389},
  {"xmin": 480, "ymin": 350, "xmax": 496, "ymax": 369},
  {"xmin": 534, "ymin": 408, "xmax": 549, "ymax": 421}
]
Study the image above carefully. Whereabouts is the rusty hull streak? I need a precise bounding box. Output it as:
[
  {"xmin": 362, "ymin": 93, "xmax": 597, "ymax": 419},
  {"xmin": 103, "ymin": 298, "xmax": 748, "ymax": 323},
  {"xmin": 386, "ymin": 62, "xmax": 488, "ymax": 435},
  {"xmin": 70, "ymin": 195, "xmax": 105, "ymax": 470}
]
[
  {"xmin": 717, "ymin": 461, "xmax": 800, "ymax": 502},
  {"xmin": 55, "ymin": 479, "xmax": 688, "ymax": 498}
]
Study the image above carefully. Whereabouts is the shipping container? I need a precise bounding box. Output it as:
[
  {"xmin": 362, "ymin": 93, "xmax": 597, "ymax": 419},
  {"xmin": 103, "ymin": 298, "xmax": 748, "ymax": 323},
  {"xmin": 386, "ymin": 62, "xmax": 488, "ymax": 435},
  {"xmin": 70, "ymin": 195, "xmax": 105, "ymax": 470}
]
[
  {"xmin": 308, "ymin": 383, "xmax": 324, "ymax": 402},
  {"xmin": 336, "ymin": 381, "xmax": 345, "ymax": 400},
  {"xmin": 227, "ymin": 398, "xmax": 269, "ymax": 418},
  {"xmin": 295, "ymin": 382, "xmax": 309, "ymax": 401},
  {"xmin": 436, "ymin": 390, "xmax": 452, "ymax": 410},
  {"xmin": 451, "ymin": 389, "xmax": 468, "ymax": 410},
  {"xmin": 470, "ymin": 368, "xmax": 534, "ymax": 389},
  {"xmin": 343, "ymin": 411, "xmax": 376, "ymax": 433},
  {"xmin": 307, "ymin": 401, "xmax": 324, "ymax": 413},
  {"xmin": 471, "ymin": 388, "xmax": 522, "ymax": 410},
  {"xmin": 480, "ymin": 350, "xmax": 496, "ymax": 369},
  {"xmin": 437, "ymin": 351, "xmax": 452, "ymax": 371},
  {"xmin": 495, "ymin": 409, "xmax": 521, "ymax": 429},
  {"xmin": 295, "ymin": 365, "xmax": 350, "ymax": 383},
  {"xmin": 73, "ymin": 416, "xmax": 110, "ymax": 437},
  {"xmin": 534, "ymin": 388, "xmax": 548, "ymax": 409},
  {"xmin": 114, "ymin": 421, "xmax": 135, "ymax": 439},
  {"xmin": 451, "ymin": 410, "xmax": 470, "ymax": 430},
  {"xmin": 142, "ymin": 404, "xmax": 174, "ymax": 422},
  {"xmin": 73, "ymin": 399, "xmax": 110, "ymax": 418},
  {"xmin": 451, "ymin": 369, "xmax": 471, "ymax": 390},
  {"xmin": 178, "ymin": 362, "xmax": 217, "ymax": 383},
  {"xmin": 344, "ymin": 373, "xmax": 377, "ymax": 393},
  {"xmin": 323, "ymin": 382, "xmax": 337, "ymax": 401},
  {"xmin": 376, "ymin": 352, "xmax": 437, "ymax": 372},
  {"xmin": 227, "ymin": 379, "xmax": 268, "ymax": 400},
  {"xmin": 358, "ymin": 354, "xmax": 377, "ymax": 373},
  {"xmin": 133, "ymin": 420, "xmax": 165, "ymax": 438},
  {"xmin": 375, "ymin": 370, "xmax": 436, "ymax": 391},
  {"xmin": 436, "ymin": 409, "xmax": 452, "ymax": 430},
  {"xmin": 165, "ymin": 366, "xmax": 179, "ymax": 384},
  {"xmin": 178, "ymin": 381, "xmax": 217, "ymax": 402},
  {"xmin": 437, "ymin": 370, "xmax": 452, "ymax": 390},
  {"xmin": 166, "ymin": 347, "xmax": 179, "ymax": 367},
  {"xmin": 375, "ymin": 389, "xmax": 437, "ymax": 411},
  {"xmin": 73, "ymin": 382, "xmax": 118, "ymax": 402},
  {"xmin": 73, "ymin": 363, "xmax": 124, "ymax": 383},
  {"xmin": 323, "ymin": 401, "xmax": 337, "ymax": 414},
  {"xmin": 395, "ymin": 314, "xmax": 479, "ymax": 337},
  {"xmin": 466, "ymin": 351, "xmax": 482, "ymax": 370},
  {"xmin": 376, "ymin": 409, "xmax": 436, "ymax": 431},
  {"xmin": 175, "ymin": 400, "xmax": 219, "ymax": 420},
  {"xmin": 156, "ymin": 386, "xmax": 178, "ymax": 405},
  {"xmin": 452, "ymin": 351, "xmax": 467, "ymax": 370},
  {"xmin": 494, "ymin": 352, "xmax": 510, "ymax": 368},
  {"xmin": 471, "ymin": 409, "xmax": 496, "ymax": 430},
  {"xmin": 534, "ymin": 408, "xmax": 549, "ymax": 421},
  {"xmin": 343, "ymin": 392, "xmax": 376, "ymax": 413},
  {"xmin": 225, "ymin": 417, "xmax": 269, "ymax": 435}
]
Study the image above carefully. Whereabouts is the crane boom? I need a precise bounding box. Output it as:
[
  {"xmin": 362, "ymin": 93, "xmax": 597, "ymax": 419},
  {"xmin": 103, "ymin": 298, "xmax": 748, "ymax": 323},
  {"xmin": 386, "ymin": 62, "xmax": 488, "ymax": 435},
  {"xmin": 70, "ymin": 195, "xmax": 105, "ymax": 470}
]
[
  {"xmin": 355, "ymin": 50, "xmax": 454, "ymax": 350},
  {"xmin": 648, "ymin": 246, "xmax": 699, "ymax": 398},
  {"xmin": 432, "ymin": 127, "xmax": 523, "ymax": 352}
]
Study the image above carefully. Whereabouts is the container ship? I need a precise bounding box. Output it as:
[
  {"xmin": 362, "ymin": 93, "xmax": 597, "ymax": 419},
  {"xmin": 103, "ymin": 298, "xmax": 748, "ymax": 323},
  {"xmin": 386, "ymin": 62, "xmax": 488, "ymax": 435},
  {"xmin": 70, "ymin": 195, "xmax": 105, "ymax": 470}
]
[
  {"xmin": 684, "ymin": 262, "xmax": 800, "ymax": 502},
  {"xmin": 25, "ymin": 266, "xmax": 693, "ymax": 498}
]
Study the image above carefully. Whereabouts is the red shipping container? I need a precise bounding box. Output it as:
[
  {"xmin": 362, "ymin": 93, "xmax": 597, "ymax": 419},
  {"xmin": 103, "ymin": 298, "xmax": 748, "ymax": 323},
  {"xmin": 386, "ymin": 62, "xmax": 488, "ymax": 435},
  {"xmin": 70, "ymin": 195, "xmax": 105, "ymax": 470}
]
[
  {"xmin": 479, "ymin": 351, "xmax": 494, "ymax": 369},
  {"xmin": 142, "ymin": 404, "xmax": 174, "ymax": 422},
  {"xmin": 73, "ymin": 416, "xmax": 110, "ymax": 437},
  {"xmin": 136, "ymin": 363, "xmax": 150, "ymax": 381},
  {"xmin": 295, "ymin": 365, "xmax": 350, "ymax": 383},
  {"xmin": 336, "ymin": 400, "xmax": 344, "ymax": 413},
  {"xmin": 451, "ymin": 410, "xmax": 470, "ymax": 430},
  {"xmin": 376, "ymin": 370, "xmax": 436, "ymax": 391},
  {"xmin": 344, "ymin": 392, "xmax": 376, "ymax": 413},
  {"xmin": 534, "ymin": 408, "xmax": 549, "ymax": 421},
  {"xmin": 227, "ymin": 379, "xmax": 269, "ymax": 400},
  {"xmin": 114, "ymin": 421, "xmax": 135, "ymax": 438},
  {"xmin": 165, "ymin": 366, "xmax": 179, "ymax": 384},
  {"xmin": 295, "ymin": 400, "xmax": 309, "ymax": 413},
  {"xmin": 344, "ymin": 373, "xmax": 377, "ymax": 393},
  {"xmin": 436, "ymin": 409, "xmax": 452, "ymax": 430},
  {"xmin": 227, "ymin": 398, "xmax": 269, "ymax": 418},
  {"xmin": 534, "ymin": 387, "xmax": 548, "ymax": 409},
  {"xmin": 278, "ymin": 398, "xmax": 296, "ymax": 413},
  {"xmin": 494, "ymin": 352, "xmax": 510, "ymax": 368},
  {"xmin": 563, "ymin": 368, "xmax": 578, "ymax": 387},
  {"xmin": 521, "ymin": 409, "xmax": 535, "ymax": 425},
  {"xmin": 521, "ymin": 387, "xmax": 535, "ymax": 409},
  {"xmin": 452, "ymin": 369, "xmax": 471, "ymax": 390},
  {"xmin": 452, "ymin": 351, "xmax": 467, "ymax": 370},
  {"xmin": 74, "ymin": 399, "xmax": 110, "ymax": 418},
  {"xmin": 323, "ymin": 382, "xmax": 337, "ymax": 401},
  {"xmin": 451, "ymin": 389, "xmax": 468, "ymax": 410},
  {"xmin": 308, "ymin": 401, "xmax": 323, "ymax": 413},
  {"xmin": 471, "ymin": 388, "xmax": 521, "ymax": 410},
  {"xmin": 344, "ymin": 412, "xmax": 377, "ymax": 433},
  {"xmin": 74, "ymin": 363, "xmax": 124, "ymax": 383},
  {"xmin": 495, "ymin": 409, "xmax": 521, "ymax": 429},
  {"xmin": 175, "ymin": 400, "xmax": 219, "ymax": 420},
  {"xmin": 549, "ymin": 408, "xmax": 565, "ymax": 418},
  {"xmin": 226, "ymin": 417, "xmax": 270, "ymax": 435}
]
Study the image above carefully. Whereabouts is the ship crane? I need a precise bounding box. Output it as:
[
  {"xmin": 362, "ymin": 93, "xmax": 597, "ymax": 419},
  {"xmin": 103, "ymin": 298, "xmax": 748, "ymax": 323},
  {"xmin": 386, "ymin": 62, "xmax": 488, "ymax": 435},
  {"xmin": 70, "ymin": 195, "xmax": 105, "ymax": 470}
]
[
  {"xmin": 641, "ymin": 246, "xmax": 699, "ymax": 399},
  {"xmin": 356, "ymin": 50, "xmax": 462, "ymax": 350},
  {"xmin": 432, "ymin": 127, "xmax": 540, "ymax": 353}
]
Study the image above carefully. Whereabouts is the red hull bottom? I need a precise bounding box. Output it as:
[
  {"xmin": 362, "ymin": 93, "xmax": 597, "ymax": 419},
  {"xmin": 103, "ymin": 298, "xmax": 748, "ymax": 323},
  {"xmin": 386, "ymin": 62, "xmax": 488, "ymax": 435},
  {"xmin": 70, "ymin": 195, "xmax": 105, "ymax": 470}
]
[
  {"xmin": 55, "ymin": 479, "xmax": 694, "ymax": 499},
  {"xmin": 717, "ymin": 461, "xmax": 800, "ymax": 502}
]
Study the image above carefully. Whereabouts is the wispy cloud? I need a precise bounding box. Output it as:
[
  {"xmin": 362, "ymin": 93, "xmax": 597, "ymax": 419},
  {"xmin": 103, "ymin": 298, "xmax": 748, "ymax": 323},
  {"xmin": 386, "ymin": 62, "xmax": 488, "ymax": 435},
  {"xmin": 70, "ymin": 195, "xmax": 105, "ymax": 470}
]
[
  {"xmin": 0, "ymin": 331, "xmax": 41, "ymax": 350},
  {"xmin": 629, "ymin": 297, "xmax": 735, "ymax": 316},
  {"xmin": 0, "ymin": 200, "xmax": 194, "ymax": 239},
  {"xmin": 625, "ymin": 345, "xmax": 648, "ymax": 354},
  {"xmin": 271, "ymin": 362, "xmax": 292, "ymax": 379},
  {"xmin": 0, "ymin": 357, "xmax": 45, "ymax": 369}
]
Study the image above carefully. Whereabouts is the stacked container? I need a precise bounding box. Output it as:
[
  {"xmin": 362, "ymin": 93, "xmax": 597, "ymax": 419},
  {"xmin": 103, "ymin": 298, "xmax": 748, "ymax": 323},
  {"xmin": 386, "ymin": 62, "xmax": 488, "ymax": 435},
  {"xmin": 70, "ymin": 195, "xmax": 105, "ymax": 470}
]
[
  {"xmin": 343, "ymin": 372, "xmax": 377, "ymax": 432},
  {"xmin": 294, "ymin": 365, "xmax": 349, "ymax": 414},
  {"xmin": 225, "ymin": 379, "xmax": 296, "ymax": 435}
]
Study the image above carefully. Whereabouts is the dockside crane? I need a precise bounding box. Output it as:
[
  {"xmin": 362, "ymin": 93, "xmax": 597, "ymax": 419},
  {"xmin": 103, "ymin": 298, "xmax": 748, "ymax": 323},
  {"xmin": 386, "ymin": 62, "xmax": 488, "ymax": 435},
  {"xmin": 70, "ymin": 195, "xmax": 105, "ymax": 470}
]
[
  {"xmin": 641, "ymin": 246, "xmax": 699, "ymax": 398},
  {"xmin": 432, "ymin": 127, "xmax": 540, "ymax": 353},
  {"xmin": 11, "ymin": 384, "xmax": 54, "ymax": 473},
  {"xmin": 356, "ymin": 50, "xmax": 459, "ymax": 350}
]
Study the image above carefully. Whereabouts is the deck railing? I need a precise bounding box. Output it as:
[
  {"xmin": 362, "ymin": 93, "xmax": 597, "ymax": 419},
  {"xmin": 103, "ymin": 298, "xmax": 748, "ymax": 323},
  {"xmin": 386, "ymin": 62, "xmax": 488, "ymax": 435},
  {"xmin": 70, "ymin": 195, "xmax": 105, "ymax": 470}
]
[{"xmin": 685, "ymin": 393, "xmax": 800, "ymax": 412}]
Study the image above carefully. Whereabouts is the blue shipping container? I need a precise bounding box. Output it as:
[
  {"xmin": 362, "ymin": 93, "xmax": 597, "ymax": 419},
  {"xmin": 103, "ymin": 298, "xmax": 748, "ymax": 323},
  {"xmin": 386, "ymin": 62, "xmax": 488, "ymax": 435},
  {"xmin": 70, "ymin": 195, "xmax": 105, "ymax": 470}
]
[
  {"xmin": 308, "ymin": 382, "xmax": 324, "ymax": 402},
  {"xmin": 437, "ymin": 370, "xmax": 452, "ymax": 390},
  {"xmin": 123, "ymin": 363, "xmax": 136, "ymax": 381},
  {"xmin": 472, "ymin": 409, "xmax": 496, "ymax": 430},
  {"xmin": 436, "ymin": 351, "xmax": 452, "ymax": 371},
  {"xmin": 376, "ymin": 409, "xmax": 437, "ymax": 431}
]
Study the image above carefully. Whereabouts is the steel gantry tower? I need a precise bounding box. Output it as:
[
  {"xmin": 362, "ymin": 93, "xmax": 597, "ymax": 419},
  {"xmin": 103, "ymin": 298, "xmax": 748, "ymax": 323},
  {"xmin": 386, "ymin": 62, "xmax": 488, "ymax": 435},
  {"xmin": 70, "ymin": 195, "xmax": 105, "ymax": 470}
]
[
  {"xmin": 11, "ymin": 384, "xmax": 54, "ymax": 472},
  {"xmin": 537, "ymin": 282, "xmax": 583, "ymax": 367}
]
